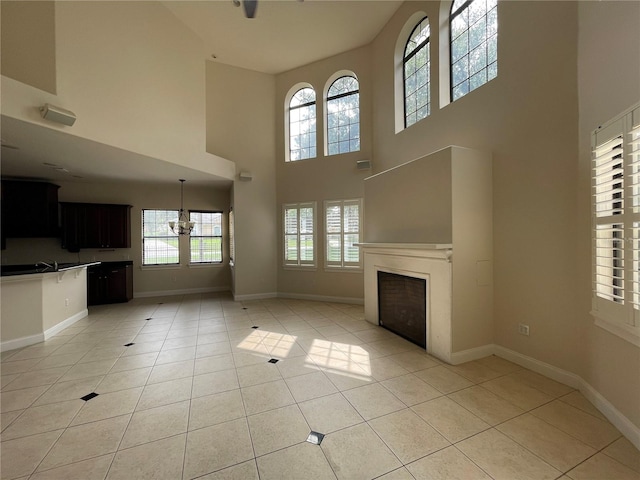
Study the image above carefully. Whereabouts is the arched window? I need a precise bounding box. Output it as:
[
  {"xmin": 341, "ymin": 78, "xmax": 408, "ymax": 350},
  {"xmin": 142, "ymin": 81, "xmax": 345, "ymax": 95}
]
[
  {"xmin": 289, "ymin": 87, "xmax": 317, "ymax": 161},
  {"xmin": 326, "ymin": 75, "xmax": 360, "ymax": 155},
  {"xmin": 403, "ymin": 17, "xmax": 430, "ymax": 128},
  {"xmin": 450, "ymin": 0, "xmax": 498, "ymax": 101}
]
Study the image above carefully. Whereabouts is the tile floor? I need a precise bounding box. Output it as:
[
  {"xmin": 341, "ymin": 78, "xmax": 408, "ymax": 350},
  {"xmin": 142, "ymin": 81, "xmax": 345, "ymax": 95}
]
[{"xmin": 1, "ymin": 293, "xmax": 639, "ymax": 480}]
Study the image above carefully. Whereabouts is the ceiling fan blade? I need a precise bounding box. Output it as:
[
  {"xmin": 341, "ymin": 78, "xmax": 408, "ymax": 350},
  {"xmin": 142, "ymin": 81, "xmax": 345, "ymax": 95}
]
[{"xmin": 243, "ymin": 0, "xmax": 257, "ymax": 18}]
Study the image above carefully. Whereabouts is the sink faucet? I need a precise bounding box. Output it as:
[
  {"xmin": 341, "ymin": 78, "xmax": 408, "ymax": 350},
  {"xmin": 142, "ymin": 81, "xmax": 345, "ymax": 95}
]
[{"xmin": 35, "ymin": 260, "xmax": 58, "ymax": 271}]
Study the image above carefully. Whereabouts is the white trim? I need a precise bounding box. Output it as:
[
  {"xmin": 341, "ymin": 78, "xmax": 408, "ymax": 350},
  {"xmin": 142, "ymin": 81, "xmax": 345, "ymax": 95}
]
[
  {"xmin": 494, "ymin": 345, "xmax": 640, "ymax": 450},
  {"xmin": 593, "ymin": 315, "xmax": 640, "ymax": 347},
  {"xmin": 449, "ymin": 344, "xmax": 495, "ymax": 365},
  {"xmin": 1, "ymin": 333, "xmax": 45, "ymax": 352},
  {"xmin": 233, "ymin": 292, "xmax": 279, "ymax": 302},
  {"xmin": 44, "ymin": 309, "xmax": 88, "ymax": 340},
  {"xmin": 277, "ymin": 292, "xmax": 364, "ymax": 305},
  {"xmin": 134, "ymin": 286, "xmax": 230, "ymax": 298}
]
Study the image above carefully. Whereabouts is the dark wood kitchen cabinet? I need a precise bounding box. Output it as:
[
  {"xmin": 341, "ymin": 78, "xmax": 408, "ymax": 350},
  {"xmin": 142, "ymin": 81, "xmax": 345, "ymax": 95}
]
[
  {"xmin": 88, "ymin": 261, "xmax": 133, "ymax": 305},
  {"xmin": 1, "ymin": 180, "xmax": 60, "ymax": 241},
  {"xmin": 61, "ymin": 202, "xmax": 131, "ymax": 251}
]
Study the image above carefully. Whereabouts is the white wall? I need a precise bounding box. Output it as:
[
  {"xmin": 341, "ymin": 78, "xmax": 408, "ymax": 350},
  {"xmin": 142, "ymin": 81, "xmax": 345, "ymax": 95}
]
[{"xmin": 577, "ymin": 1, "xmax": 640, "ymax": 429}]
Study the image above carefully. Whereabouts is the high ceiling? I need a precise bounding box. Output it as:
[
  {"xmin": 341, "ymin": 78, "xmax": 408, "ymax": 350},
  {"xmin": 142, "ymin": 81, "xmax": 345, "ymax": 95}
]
[{"xmin": 1, "ymin": 1, "xmax": 402, "ymax": 185}]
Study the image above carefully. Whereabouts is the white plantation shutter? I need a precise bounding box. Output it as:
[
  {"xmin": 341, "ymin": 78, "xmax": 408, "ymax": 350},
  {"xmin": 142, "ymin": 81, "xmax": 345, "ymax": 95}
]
[
  {"xmin": 591, "ymin": 104, "xmax": 640, "ymax": 345},
  {"xmin": 324, "ymin": 199, "xmax": 362, "ymax": 269},
  {"xmin": 283, "ymin": 203, "xmax": 315, "ymax": 267}
]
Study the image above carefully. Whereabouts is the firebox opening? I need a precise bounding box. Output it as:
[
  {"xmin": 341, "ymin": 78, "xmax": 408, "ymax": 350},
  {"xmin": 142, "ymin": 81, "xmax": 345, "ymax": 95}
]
[{"xmin": 377, "ymin": 270, "xmax": 427, "ymax": 349}]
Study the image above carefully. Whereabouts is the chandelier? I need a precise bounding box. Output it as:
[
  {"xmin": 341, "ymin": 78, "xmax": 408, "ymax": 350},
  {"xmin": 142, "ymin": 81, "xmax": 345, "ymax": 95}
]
[{"xmin": 169, "ymin": 179, "xmax": 195, "ymax": 236}]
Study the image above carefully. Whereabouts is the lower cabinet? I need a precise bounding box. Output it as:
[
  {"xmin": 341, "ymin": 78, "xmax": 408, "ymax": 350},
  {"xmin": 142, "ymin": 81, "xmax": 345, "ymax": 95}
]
[{"xmin": 88, "ymin": 261, "xmax": 133, "ymax": 305}]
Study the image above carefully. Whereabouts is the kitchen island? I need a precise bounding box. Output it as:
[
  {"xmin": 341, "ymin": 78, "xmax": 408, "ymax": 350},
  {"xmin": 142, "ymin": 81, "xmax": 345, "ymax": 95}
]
[{"xmin": 1, "ymin": 262, "xmax": 100, "ymax": 351}]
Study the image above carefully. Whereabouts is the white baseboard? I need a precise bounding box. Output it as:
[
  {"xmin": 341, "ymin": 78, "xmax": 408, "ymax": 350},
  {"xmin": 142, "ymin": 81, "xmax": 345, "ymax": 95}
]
[
  {"xmin": 44, "ymin": 309, "xmax": 88, "ymax": 340},
  {"xmin": 233, "ymin": 292, "xmax": 278, "ymax": 302},
  {"xmin": 1, "ymin": 332, "xmax": 45, "ymax": 352},
  {"xmin": 493, "ymin": 345, "xmax": 640, "ymax": 450},
  {"xmin": 449, "ymin": 344, "xmax": 496, "ymax": 365},
  {"xmin": 134, "ymin": 286, "xmax": 230, "ymax": 298},
  {"xmin": 277, "ymin": 292, "xmax": 364, "ymax": 305}
]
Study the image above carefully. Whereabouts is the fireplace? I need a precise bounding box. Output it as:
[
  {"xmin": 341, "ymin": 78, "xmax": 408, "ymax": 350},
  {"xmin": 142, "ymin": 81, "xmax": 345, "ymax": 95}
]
[{"xmin": 377, "ymin": 271, "xmax": 427, "ymax": 348}]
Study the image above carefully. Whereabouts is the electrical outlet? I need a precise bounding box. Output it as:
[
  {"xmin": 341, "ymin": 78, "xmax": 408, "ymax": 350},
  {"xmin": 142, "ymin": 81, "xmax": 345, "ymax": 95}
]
[
  {"xmin": 518, "ymin": 323, "xmax": 530, "ymax": 336},
  {"xmin": 65, "ymin": 298, "xmax": 70, "ymax": 307}
]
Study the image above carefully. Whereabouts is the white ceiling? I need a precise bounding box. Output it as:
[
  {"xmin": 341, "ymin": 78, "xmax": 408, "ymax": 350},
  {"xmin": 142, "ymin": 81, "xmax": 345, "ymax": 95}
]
[{"xmin": 1, "ymin": 1, "xmax": 402, "ymax": 185}]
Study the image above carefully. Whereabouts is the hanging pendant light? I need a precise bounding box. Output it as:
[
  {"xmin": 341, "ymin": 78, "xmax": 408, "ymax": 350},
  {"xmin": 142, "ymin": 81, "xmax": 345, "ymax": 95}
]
[{"xmin": 169, "ymin": 179, "xmax": 195, "ymax": 235}]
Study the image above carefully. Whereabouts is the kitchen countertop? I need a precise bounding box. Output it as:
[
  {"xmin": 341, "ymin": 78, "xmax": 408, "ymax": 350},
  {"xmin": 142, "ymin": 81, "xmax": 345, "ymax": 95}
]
[{"xmin": 0, "ymin": 262, "xmax": 102, "ymax": 277}]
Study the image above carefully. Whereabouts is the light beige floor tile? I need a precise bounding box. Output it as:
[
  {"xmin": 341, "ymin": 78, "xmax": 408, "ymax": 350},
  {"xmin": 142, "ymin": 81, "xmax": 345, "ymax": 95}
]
[
  {"xmin": 475, "ymin": 355, "xmax": 522, "ymax": 374},
  {"xmin": 194, "ymin": 353, "xmax": 235, "ymax": 376},
  {"xmin": 110, "ymin": 352, "xmax": 158, "ymax": 373},
  {"xmin": 376, "ymin": 467, "xmax": 416, "ymax": 479},
  {"xmin": 510, "ymin": 369, "xmax": 574, "ymax": 398},
  {"xmin": 365, "ymin": 357, "xmax": 411, "ymax": 381},
  {"xmin": 321, "ymin": 423, "xmax": 402, "ymax": 480},
  {"xmin": 29, "ymin": 453, "xmax": 114, "ymax": 480},
  {"xmin": 162, "ymin": 335, "xmax": 197, "ymax": 350},
  {"xmin": 381, "ymin": 373, "xmax": 442, "ymax": 406},
  {"xmin": 78, "ymin": 346, "xmax": 127, "ymax": 363},
  {"xmin": 95, "ymin": 367, "xmax": 151, "ymax": 394},
  {"xmin": 197, "ymin": 460, "xmax": 259, "ymax": 480},
  {"xmin": 232, "ymin": 351, "xmax": 270, "ymax": 367},
  {"xmin": 481, "ymin": 374, "xmax": 554, "ymax": 410},
  {"xmin": 1, "ymin": 385, "xmax": 50, "ymax": 412},
  {"xmin": 407, "ymin": 445, "xmax": 492, "ymax": 480},
  {"xmin": 135, "ymin": 332, "xmax": 170, "ymax": 343},
  {"xmin": 120, "ymin": 399, "xmax": 189, "ymax": 448},
  {"xmin": 0, "ymin": 358, "xmax": 44, "ymax": 375},
  {"xmin": 2, "ymin": 399, "xmax": 84, "ymax": 440},
  {"xmin": 323, "ymin": 369, "xmax": 374, "ymax": 391},
  {"xmin": 147, "ymin": 359, "xmax": 194, "ymax": 384},
  {"xmin": 155, "ymin": 346, "xmax": 197, "ymax": 365},
  {"xmin": 192, "ymin": 369, "xmax": 239, "ymax": 398},
  {"xmin": 106, "ymin": 433, "xmax": 186, "ymax": 480},
  {"xmin": 71, "ymin": 387, "xmax": 142, "ymax": 425},
  {"xmin": 342, "ymin": 383, "xmax": 406, "ymax": 420},
  {"xmin": 559, "ymin": 391, "xmax": 608, "ymax": 421},
  {"xmin": 236, "ymin": 362, "xmax": 282, "ymax": 387},
  {"xmin": 285, "ymin": 371, "xmax": 338, "ymax": 402},
  {"xmin": 30, "ymin": 352, "xmax": 85, "ymax": 370},
  {"xmin": 497, "ymin": 413, "xmax": 596, "ymax": 471},
  {"xmin": 257, "ymin": 442, "xmax": 336, "ymax": 480},
  {"xmin": 136, "ymin": 376, "xmax": 193, "ymax": 411},
  {"xmin": 531, "ymin": 400, "xmax": 621, "ymax": 449},
  {"xmin": 457, "ymin": 429, "xmax": 561, "ymax": 480},
  {"xmin": 189, "ymin": 389, "xmax": 245, "ymax": 430},
  {"xmin": 445, "ymin": 361, "xmax": 504, "ymax": 383},
  {"xmin": 247, "ymin": 404, "xmax": 310, "ymax": 456},
  {"xmin": 0, "ymin": 429, "xmax": 63, "ymax": 479},
  {"xmin": 1, "ymin": 409, "xmax": 23, "ymax": 432},
  {"xmin": 121, "ymin": 341, "xmax": 164, "ymax": 356},
  {"xmin": 241, "ymin": 379, "xmax": 295, "ymax": 415},
  {"xmin": 369, "ymin": 409, "xmax": 450, "ymax": 463},
  {"xmin": 447, "ymin": 385, "xmax": 524, "ymax": 425},
  {"xmin": 385, "ymin": 351, "xmax": 441, "ymax": 372},
  {"xmin": 184, "ymin": 418, "xmax": 254, "ymax": 479},
  {"xmin": 603, "ymin": 437, "xmax": 640, "ymax": 473},
  {"xmin": 1, "ymin": 373, "xmax": 20, "ymax": 389},
  {"xmin": 275, "ymin": 355, "xmax": 320, "ymax": 378},
  {"xmin": 567, "ymin": 452, "xmax": 640, "ymax": 480},
  {"xmin": 4, "ymin": 366, "xmax": 71, "ymax": 391},
  {"xmin": 412, "ymin": 396, "xmax": 490, "ymax": 443},
  {"xmin": 58, "ymin": 359, "xmax": 116, "ymax": 382},
  {"xmin": 38, "ymin": 414, "xmax": 130, "ymax": 471},
  {"xmin": 298, "ymin": 392, "xmax": 364, "ymax": 433},
  {"xmin": 414, "ymin": 366, "xmax": 474, "ymax": 394}
]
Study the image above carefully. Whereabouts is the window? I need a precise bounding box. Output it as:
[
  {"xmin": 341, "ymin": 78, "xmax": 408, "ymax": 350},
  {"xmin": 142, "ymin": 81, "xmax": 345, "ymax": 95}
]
[
  {"xmin": 325, "ymin": 199, "xmax": 362, "ymax": 269},
  {"xmin": 189, "ymin": 211, "xmax": 223, "ymax": 264},
  {"xmin": 591, "ymin": 104, "xmax": 640, "ymax": 346},
  {"xmin": 326, "ymin": 75, "xmax": 360, "ymax": 155},
  {"xmin": 404, "ymin": 17, "xmax": 431, "ymax": 128},
  {"xmin": 283, "ymin": 202, "xmax": 316, "ymax": 267},
  {"xmin": 450, "ymin": 0, "xmax": 498, "ymax": 102},
  {"xmin": 142, "ymin": 209, "xmax": 179, "ymax": 265},
  {"xmin": 288, "ymin": 87, "xmax": 317, "ymax": 161}
]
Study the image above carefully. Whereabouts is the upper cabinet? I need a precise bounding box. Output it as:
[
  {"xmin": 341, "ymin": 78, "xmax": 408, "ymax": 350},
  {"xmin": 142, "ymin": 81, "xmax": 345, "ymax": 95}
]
[
  {"xmin": 1, "ymin": 180, "xmax": 60, "ymax": 240},
  {"xmin": 61, "ymin": 202, "xmax": 132, "ymax": 251}
]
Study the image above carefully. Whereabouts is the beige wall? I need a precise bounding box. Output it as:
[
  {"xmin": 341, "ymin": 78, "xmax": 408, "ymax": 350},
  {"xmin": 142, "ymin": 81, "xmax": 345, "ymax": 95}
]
[
  {"xmin": 274, "ymin": 46, "xmax": 374, "ymax": 300},
  {"xmin": 205, "ymin": 61, "xmax": 278, "ymax": 298},
  {"xmin": 577, "ymin": 1, "xmax": 640, "ymax": 428},
  {"xmin": 2, "ymin": 180, "xmax": 232, "ymax": 297},
  {"xmin": 1, "ymin": 1, "xmax": 56, "ymax": 94}
]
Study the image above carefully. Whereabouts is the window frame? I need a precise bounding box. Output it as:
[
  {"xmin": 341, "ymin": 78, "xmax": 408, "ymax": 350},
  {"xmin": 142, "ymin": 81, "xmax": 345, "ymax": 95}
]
[
  {"xmin": 142, "ymin": 209, "xmax": 180, "ymax": 266},
  {"xmin": 283, "ymin": 202, "xmax": 317, "ymax": 269},
  {"xmin": 591, "ymin": 103, "xmax": 640, "ymax": 347},
  {"xmin": 325, "ymin": 74, "xmax": 360, "ymax": 156},
  {"xmin": 403, "ymin": 16, "xmax": 431, "ymax": 128},
  {"xmin": 449, "ymin": 0, "xmax": 498, "ymax": 102},
  {"xmin": 324, "ymin": 198, "xmax": 363, "ymax": 271},
  {"xmin": 287, "ymin": 86, "xmax": 317, "ymax": 162},
  {"xmin": 188, "ymin": 210, "xmax": 223, "ymax": 265}
]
